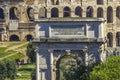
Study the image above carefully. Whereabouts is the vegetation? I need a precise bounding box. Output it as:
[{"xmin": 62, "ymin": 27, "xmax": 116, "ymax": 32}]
[
  {"xmin": 0, "ymin": 61, "xmax": 17, "ymax": 80},
  {"xmin": 26, "ymin": 42, "xmax": 36, "ymax": 63},
  {"xmin": 90, "ymin": 56, "xmax": 120, "ymax": 80}
]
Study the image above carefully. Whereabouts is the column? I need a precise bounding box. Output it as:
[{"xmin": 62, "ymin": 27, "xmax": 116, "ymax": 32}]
[
  {"xmin": 35, "ymin": 46, "xmax": 40, "ymax": 80},
  {"xmin": 99, "ymin": 22, "xmax": 104, "ymax": 38},
  {"xmin": 83, "ymin": 46, "xmax": 88, "ymax": 66},
  {"xmin": 48, "ymin": 50, "xmax": 54, "ymax": 80}
]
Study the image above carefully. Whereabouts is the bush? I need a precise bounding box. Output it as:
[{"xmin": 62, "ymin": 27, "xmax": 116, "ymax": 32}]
[{"xmin": 90, "ymin": 56, "xmax": 120, "ymax": 80}]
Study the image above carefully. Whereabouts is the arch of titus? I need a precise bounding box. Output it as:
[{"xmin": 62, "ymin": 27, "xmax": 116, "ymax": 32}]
[{"xmin": 33, "ymin": 18, "xmax": 106, "ymax": 80}]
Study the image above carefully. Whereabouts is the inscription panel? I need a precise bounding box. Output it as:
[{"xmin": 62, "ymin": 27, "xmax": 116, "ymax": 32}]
[{"xmin": 50, "ymin": 25, "xmax": 85, "ymax": 37}]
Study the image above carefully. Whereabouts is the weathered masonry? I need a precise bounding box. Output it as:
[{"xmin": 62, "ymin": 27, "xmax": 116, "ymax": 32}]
[{"xmin": 33, "ymin": 18, "xmax": 106, "ymax": 80}]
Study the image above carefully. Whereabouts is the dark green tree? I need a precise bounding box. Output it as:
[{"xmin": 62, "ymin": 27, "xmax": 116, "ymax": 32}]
[
  {"xmin": 27, "ymin": 42, "xmax": 36, "ymax": 63},
  {"xmin": 0, "ymin": 62, "xmax": 7, "ymax": 80},
  {"xmin": 6, "ymin": 61, "xmax": 17, "ymax": 80},
  {"xmin": 90, "ymin": 56, "xmax": 120, "ymax": 80}
]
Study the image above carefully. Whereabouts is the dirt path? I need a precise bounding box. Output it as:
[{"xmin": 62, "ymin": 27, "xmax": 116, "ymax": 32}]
[{"xmin": 5, "ymin": 42, "xmax": 28, "ymax": 52}]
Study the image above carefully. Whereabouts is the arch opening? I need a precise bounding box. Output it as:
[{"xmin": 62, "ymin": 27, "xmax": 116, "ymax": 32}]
[
  {"xmin": 75, "ymin": 6, "xmax": 82, "ymax": 17},
  {"xmin": 116, "ymin": 32, "xmax": 120, "ymax": 46},
  {"xmin": 27, "ymin": 7, "xmax": 34, "ymax": 21},
  {"xmin": 63, "ymin": 6, "xmax": 71, "ymax": 17},
  {"xmin": 86, "ymin": 6, "xmax": 93, "ymax": 17},
  {"xmin": 9, "ymin": 7, "xmax": 19, "ymax": 20},
  {"xmin": 0, "ymin": 8, "xmax": 4, "ymax": 20},
  {"xmin": 51, "ymin": 7, "xmax": 59, "ymax": 17},
  {"xmin": 9, "ymin": 35, "xmax": 20, "ymax": 41},
  {"xmin": 25, "ymin": 34, "xmax": 33, "ymax": 41},
  {"xmin": 107, "ymin": 32, "xmax": 113, "ymax": 47},
  {"xmin": 116, "ymin": 6, "xmax": 120, "ymax": 19},
  {"xmin": 97, "ymin": 7, "xmax": 103, "ymax": 18},
  {"xmin": 107, "ymin": 6, "xmax": 113, "ymax": 23}
]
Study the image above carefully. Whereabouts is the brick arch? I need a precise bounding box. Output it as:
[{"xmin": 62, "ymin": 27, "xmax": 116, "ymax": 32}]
[
  {"xmin": 27, "ymin": 6, "xmax": 34, "ymax": 21},
  {"xmin": 75, "ymin": 6, "xmax": 82, "ymax": 17},
  {"xmin": 51, "ymin": 7, "xmax": 59, "ymax": 17},
  {"xmin": 107, "ymin": 32, "xmax": 113, "ymax": 47},
  {"xmin": 107, "ymin": 6, "xmax": 113, "ymax": 23},
  {"xmin": 97, "ymin": 7, "xmax": 103, "ymax": 18},
  {"xmin": 9, "ymin": 6, "xmax": 19, "ymax": 20},
  {"xmin": 39, "ymin": 7, "xmax": 47, "ymax": 18},
  {"xmin": 9, "ymin": 34, "xmax": 20, "ymax": 41},
  {"xmin": 63, "ymin": 6, "xmax": 71, "ymax": 17},
  {"xmin": 86, "ymin": 6, "xmax": 94, "ymax": 17},
  {"xmin": 25, "ymin": 34, "xmax": 33, "ymax": 41}
]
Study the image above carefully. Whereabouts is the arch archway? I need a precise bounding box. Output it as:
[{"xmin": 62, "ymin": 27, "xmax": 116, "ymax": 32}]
[
  {"xmin": 107, "ymin": 6, "xmax": 113, "ymax": 23},
  {"xmin": 116, "ymin": 6, "xmax": 120, "ymax": 19},
  {"xmin": 9, "ymin": 7, "xmax": 19, "ymax": 20},
  {"xmin": 25, "ymin": 34, "xmax": 33, "ymax": 41},
  {"xmin": 27, "ymin": 7, "xmax": 34, "ymax": 21},
  {"xmin": 86, "ymin": 6, "xmax": 94, "ymax": 17},
  {"xmin": 63, "ymin": 6, "xmax": 71, "ymax": 17},
  {"xmin": 9, "ymin": 35, "xmax": 20, "ymax": 41},
  {"xmin": 39, "ymin": 7, "xmax": 47, "ymax": 18},
  {"xmin": 97, "ymin": 7, "xmax": 103, "ymax": 18},
  {"xmin": 75, "ymin": 6, "xmax": 82, "ymax": 17},
  {"xmin": 0, "ymin": 8, "xmax": 4, "ymax": 19},
  {"xmin": 116, "ymin": 32, "xmax": 120, "ymax": 46},
  {"xmin": 56, "ymin": 55, "xmax": 78, "ymax": 80},
  {"xmin": 51, "ymin": 7, "xmax": 59, "ymax": 17},
  {"xmin": 107, "ymin": 32, "xmax": 113, "ymax": 47}
]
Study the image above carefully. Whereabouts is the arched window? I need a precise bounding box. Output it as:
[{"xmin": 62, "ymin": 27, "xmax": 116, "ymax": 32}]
[
  {"xmin": 25, "ymin": 34, "xmax": 33, "ymax": 41},
  {"xmin": 0, "ymin": 8, "xmax": 4, "ymax": 19},
  {"xmin": 39, "ymin": 7, "xmax": 47, "ymax": 18},
  {"xmin": 116, "ymin": 32, "xmax": 120, "ymax": 46},
  {"xmin": 63, "ymin": 6, "xmax": 71, "ymax": 17},
  {"xmin": 9, "ymin": 7, "xmax": 19, "ymax": 20},
  {"xmin": 9, "ymin": 35, "xmax": 20, "ymax": 41},
  {"xmin": 27, "ymin": 7, "xmax": 34, "ymax": 21},
  {"xmin": 97, "ymin": 0, "xmax": 103, "ymax": 4},
  {"xmin": 86, "ymin": 6, "xmax": 94, "ymax": 17},
  {"xmin": 116, "ymin": 6, "xmax": 120, "ymax": 19},
  {"xmin": 107, "ymin": 6, "xmax": 113, "ymax": 23},
  {"xmin": 107, "ymin": 32, "xmax": 113, "ymax": 47},
  {"xmin": 51, "ymin": 7, "xmax": 59, "ymax": 17},
  {"xmin": 75, "ymin": 6, "xmax": 82, "ymax": 17},
  {"xmin": 97, "ymin": 7, "xmax": 103, "ymax": 18}
]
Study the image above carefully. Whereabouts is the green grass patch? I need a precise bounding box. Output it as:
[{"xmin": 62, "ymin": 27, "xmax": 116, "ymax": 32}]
[
  {"xmin": 2, "ymin": 53, "xmax": 25, "ymax": 61},
  {"xmin": 15, "ymin": 63, "xmax": 35, "ymax": 80},
  {"xmin": 0, "ymin": 47, "xmax": 15, "ymax": 58}
]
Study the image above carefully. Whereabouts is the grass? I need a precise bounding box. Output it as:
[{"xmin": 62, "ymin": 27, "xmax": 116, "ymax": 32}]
[{"xmin": 15, "ymin": 63, "xmax": 35, "ymax": 80}]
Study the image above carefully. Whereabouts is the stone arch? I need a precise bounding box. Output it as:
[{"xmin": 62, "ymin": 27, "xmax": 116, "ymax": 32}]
[
  {"xmin": 97, "ymin": 0, "xmax": 103, "ymax": 4},
  {"xmin": 25, "ymin": 34, "xmax": 33, "ymax": 41},
  {"xmin": 56, "ymin": 55, "xmax": 78, "ymax": 80},
  {"xmin": 116, "ymin": 32, "xmax": 120, "ymax": 46},
  {"xmin": 97, "ymin": 7, "xmax": 103, "ymax": 18},
  {"xmin": 9, "ymin": 34, "xmax": 20, "ymax": 41},
  {"xmin": 39, "ymin": 7, "xmax": 47, "ymax": 18},
  {"xmin": 116, "ymin": 6, "xmax": 120, "ymax": 19},
  {"xmin": 9, "ymin": 7, "xmax": 19, "ymax": 20},
  {"xmin": 107, "ymin": 6, "xmax": 113, "ymax": 23},
  {"xmin": 27, "ymin": 7, "xmax": 34, "ymax": 21},
  {"xmin": 107, "ymin": 32, "xmax": 113, "ymax": 47},
  {"xmin": 75, "ymin": 6, "xmax": 82, "ymax": 17},
  {"xmin": 51, "ymin": 7, "xmax": 59, "ymax": 17},
  {"xmin": 63, "ymin": 6, "xmax": 71, "ymax": 17},
  {"xmin": 0, "ymin": 8, "xmax": 4, "ymax": 20},
  {"xmin": 86, "ymin": 6, "xmax": 94, "ymax": 17}
]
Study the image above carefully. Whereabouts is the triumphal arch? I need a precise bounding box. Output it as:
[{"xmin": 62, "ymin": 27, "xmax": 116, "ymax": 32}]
[{"xmin": 33, "ymin": 18, "xmax": 106, "ymax": 80}]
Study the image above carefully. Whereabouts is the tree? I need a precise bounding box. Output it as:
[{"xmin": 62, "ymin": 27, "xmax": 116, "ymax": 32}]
[
  {"xmin": 0, "ymin": 62, "xmax": 7, "ymax": 80},
  {"xmin": 6, "ymin": 61, "xmax": 17, "ymax": 80},
  {"xmin": 27, "ymin": 42, "xmax": 36, "ymax": 63},
  {"xmin": 90, "ymin": 56, "xmax": 120, "ymax": 80}
]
